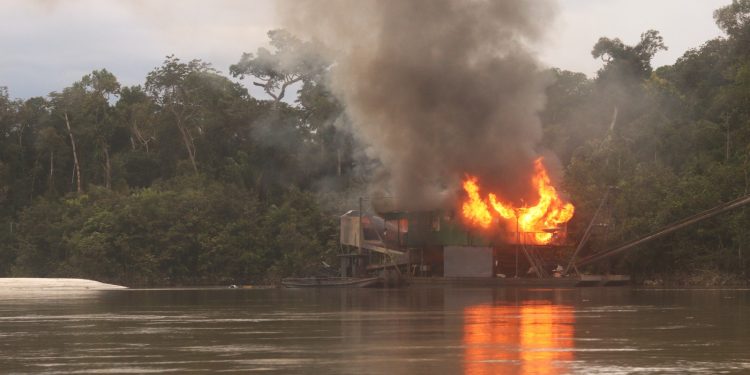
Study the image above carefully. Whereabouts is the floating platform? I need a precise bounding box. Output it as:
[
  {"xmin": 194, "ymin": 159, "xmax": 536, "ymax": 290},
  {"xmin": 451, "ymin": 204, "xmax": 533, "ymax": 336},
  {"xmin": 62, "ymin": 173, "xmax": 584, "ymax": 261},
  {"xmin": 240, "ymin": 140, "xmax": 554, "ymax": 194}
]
[
  {"xmin": 408, "ymin": 274, "xmax": 630, "ymax": 287},
  {"xmin": 0, "ymin": 278, "xmax": 126, "ymax": 291}
]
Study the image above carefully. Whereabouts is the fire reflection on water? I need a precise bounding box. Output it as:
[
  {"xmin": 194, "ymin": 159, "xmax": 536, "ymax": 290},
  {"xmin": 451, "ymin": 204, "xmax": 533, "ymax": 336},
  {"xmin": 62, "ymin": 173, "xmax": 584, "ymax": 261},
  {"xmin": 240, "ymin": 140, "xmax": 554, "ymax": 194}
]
[{"xmin": 463, "ymin": 301, "xmax": 574, "ymax": 374}]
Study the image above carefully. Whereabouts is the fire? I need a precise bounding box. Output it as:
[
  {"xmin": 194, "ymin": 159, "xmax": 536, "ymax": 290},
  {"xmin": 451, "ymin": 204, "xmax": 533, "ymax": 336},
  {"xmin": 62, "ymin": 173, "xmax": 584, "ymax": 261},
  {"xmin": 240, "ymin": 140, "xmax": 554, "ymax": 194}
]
[
  {"xmin": 461, "ymin": 158, "xmax": 575, "ymax": 244},
  {"xmin": 461, "ymin": 176, "xmax": 493, "ymax": 228}
]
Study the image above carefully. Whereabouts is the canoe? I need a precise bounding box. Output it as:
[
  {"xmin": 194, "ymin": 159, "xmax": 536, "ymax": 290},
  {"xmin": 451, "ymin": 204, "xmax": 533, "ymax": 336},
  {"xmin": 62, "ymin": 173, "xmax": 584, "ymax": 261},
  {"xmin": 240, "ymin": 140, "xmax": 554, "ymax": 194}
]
[{"xmin": 281, "ymin": 276, "xmax": 381, "ymax": 288}]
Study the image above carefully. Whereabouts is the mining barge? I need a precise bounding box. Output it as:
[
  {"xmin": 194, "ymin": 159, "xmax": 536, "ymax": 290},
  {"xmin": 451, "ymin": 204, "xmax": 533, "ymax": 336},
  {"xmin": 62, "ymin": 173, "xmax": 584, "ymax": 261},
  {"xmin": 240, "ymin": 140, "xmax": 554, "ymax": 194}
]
[
  {"xmin": 338, "ymin": 190, "xmax": 750, "ymax": 287},
  {"xmin": 337, "ymin": 200, "xmax": 624, "ymax": 287}
]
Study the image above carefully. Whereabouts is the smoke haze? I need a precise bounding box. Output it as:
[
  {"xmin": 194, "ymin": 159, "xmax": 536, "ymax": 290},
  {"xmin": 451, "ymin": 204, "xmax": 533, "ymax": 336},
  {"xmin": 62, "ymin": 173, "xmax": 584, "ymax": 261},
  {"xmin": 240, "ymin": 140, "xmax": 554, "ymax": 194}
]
[{"xmin": 279, "ymin": 0, "xmax": 558, "ymax": 211}]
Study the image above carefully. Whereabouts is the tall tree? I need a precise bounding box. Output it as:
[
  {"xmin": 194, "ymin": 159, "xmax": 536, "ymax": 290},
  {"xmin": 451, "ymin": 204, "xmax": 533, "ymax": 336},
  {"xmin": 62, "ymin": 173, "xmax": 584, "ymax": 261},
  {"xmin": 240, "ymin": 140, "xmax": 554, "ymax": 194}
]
[
  {"xmin": 83, "ymin": 70, "xmax": 121, "ymax": 189},
  {"xmin": 714, "ymin": 0, "xmax": 750, "ymax": 40},
  {"xmin": 0, "ymin": 87, "xmax": 18, "ymax": 205},
  {"xmin": 117, "ymin": 86, "xmax": 157, "ymax": 153},
  {"xmin": 230, "ymin": 29, "xmax": 329, "ymax": 107},
  {"xmin": 592, "ymin": 29, "xmax": 668, "ymax": 82},
  {"xmin": 145, "ymin": 56, "xmax": 215, "ymax": 174},
  {"xmin": 49, "ymin": 70, "xmax": 121, "ymax": 192}
]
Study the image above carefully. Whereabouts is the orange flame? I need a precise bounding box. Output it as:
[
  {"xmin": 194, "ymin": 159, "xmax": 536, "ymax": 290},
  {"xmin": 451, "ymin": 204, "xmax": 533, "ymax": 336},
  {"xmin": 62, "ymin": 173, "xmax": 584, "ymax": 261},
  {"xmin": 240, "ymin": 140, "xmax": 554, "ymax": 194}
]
[
  {"xmin": 461, "ymin": 158, "xmax": 575, "ymax": 244},
  {"xmin": 461, "ymin": 176, "xmax": 493, "ymax": 228}
]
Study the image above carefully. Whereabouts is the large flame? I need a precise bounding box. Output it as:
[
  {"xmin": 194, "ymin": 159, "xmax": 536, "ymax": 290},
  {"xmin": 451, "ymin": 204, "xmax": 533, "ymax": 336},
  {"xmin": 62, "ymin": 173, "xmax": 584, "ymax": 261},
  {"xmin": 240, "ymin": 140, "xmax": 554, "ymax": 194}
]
[{"xmin": 461, "ymin": 158, "xmax": 575, "ymax": 244}]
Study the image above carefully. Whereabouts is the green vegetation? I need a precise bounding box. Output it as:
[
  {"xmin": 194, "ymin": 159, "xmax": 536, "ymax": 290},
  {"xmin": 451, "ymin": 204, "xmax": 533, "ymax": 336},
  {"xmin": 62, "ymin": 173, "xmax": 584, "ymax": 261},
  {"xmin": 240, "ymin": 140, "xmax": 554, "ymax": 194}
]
[
  {"xmin": 1, "ymin": 2, "xmax": 749, "ymax": 286},
  {"xmin": 0, "ymin": 36, "xmax": 349, "ymax": 286},
  {"xmin": 547, "ymin": 1, "xmax": 750, "ymax": 284}
]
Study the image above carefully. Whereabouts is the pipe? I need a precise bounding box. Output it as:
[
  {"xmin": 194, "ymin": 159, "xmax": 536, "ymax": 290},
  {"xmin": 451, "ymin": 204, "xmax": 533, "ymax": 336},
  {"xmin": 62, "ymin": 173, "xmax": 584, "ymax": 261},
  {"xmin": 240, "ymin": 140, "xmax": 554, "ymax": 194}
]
[{"xmin": 576, "ymin": 194, "xmax": 750, "ymax": 268}]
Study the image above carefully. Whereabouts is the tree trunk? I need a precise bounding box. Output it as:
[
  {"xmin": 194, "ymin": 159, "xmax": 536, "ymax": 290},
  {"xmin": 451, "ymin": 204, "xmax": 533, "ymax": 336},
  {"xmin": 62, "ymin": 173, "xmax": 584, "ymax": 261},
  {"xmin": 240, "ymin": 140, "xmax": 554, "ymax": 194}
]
[
  {"xmin": 726, "ymin": 125, "xmax": 730, "ymax": 162},
  {"xmin": 721, "ymin": 114, "xmax": 731, "ymax": 163},
  {"xmin": 102, "ymin": 141, "xmax": 111, "ymax": 189},
  {"xmin": 609, "ymin": 105, "xmax": 618, "ymax": 132},
  {"xmin": 64, "ymin": 113, "xmax": 82, "ymax": 194},
  {"xmin": 604, "ymin": 105, "xmax": 619, "ymax": 167},
  {"xmin": 29, "ymin": 159, "xmax": 37, "ymax": 203},
  {"xmin": 48, "ymin": 151, "xmax": 54, "ymax": 193},
  {"xmin": 176, "ymin": 118, "xmax": 198, "ymax": 174},
  {"xmin": 18, "ymin": 123, "xmax": 25, "ymax": 156},
  {"xmin": 131, "ymin": 120, "xmax": 150, "ymax": 153}
]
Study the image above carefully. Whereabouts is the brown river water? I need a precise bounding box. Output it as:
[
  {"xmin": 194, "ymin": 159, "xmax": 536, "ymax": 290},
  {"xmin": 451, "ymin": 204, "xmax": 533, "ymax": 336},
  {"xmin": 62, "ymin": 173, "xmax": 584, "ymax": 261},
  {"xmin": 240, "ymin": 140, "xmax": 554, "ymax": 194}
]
[{"xmin": 0, "ymin": 286, "xmax": 749, "ymax": 374}]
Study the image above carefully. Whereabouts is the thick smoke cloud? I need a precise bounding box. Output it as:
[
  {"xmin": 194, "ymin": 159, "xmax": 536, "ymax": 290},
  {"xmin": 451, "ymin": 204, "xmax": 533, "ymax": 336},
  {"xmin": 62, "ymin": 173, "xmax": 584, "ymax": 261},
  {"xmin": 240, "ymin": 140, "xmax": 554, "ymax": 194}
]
[{"xmin": 279, "ymin": 0, "xmax": 557, "ymax": 211}]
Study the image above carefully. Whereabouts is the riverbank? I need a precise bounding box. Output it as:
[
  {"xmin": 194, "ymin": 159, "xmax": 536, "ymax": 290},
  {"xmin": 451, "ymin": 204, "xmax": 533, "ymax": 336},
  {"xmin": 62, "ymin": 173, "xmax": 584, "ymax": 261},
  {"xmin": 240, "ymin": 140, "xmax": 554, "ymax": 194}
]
[
  {"xmin": 0, "ymin": 278, "xmax": 126, "ymax": 291},
  {"xmin": 639, "ymin": 269, "xmax": 749, "ymax": 288}
]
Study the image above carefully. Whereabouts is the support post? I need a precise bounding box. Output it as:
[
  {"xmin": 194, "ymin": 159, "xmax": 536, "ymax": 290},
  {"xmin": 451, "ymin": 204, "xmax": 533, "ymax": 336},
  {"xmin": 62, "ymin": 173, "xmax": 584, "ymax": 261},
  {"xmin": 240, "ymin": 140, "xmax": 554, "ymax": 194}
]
[{"xmin": 357, "ymin": 197, "xmax": 364, "ymax": 255}]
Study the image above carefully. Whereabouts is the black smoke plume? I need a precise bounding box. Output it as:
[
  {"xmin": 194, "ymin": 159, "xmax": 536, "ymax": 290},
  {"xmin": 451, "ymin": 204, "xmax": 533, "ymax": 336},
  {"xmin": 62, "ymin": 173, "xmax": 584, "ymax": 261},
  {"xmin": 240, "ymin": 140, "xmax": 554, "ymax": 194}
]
[{"xmin": 280, "ymin": 0, "xmax": 557, "ymax": 211}]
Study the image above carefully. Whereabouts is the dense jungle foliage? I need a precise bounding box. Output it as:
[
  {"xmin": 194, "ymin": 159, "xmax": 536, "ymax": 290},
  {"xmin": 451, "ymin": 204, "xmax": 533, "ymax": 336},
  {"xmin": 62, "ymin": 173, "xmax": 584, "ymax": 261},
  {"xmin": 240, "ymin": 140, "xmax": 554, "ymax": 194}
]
[
  {"xmin": 1, "ymin": 2, "xmax": 749, "ymax": 285},
  {"xmin": 547, "ymin": 1, "xmax": 750, "ymax": 284}
]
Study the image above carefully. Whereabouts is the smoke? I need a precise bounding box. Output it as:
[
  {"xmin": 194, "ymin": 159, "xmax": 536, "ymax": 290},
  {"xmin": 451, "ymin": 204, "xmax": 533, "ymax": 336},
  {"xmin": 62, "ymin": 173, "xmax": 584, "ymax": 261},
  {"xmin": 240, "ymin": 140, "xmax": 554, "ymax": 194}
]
[{"xmin": 279, "ymin": 0, "xmax": 558, "ymax": 211}]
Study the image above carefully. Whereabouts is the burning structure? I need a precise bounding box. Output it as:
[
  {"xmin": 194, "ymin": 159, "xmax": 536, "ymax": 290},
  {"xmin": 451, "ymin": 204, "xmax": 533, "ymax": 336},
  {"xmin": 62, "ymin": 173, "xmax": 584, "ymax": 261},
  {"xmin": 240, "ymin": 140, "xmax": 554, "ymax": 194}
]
[
  {"xmin": 279, "ymin": 0, "xmax": 582, "ymax": 281},
  {"xmin": 339, "ymin": 156, "xmax": 576, "ymax": 281},
  {"xmin": 461, "ymin": 157, "xmax": 574, "ymax": 246}
]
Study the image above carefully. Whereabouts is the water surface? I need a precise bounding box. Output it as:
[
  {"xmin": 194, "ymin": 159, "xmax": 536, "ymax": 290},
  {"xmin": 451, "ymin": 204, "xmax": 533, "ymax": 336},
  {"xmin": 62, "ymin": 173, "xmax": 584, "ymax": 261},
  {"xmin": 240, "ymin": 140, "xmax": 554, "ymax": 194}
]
[{"xmin": 1, "ymin": 286, "xmax": 749, "ymax": 374}]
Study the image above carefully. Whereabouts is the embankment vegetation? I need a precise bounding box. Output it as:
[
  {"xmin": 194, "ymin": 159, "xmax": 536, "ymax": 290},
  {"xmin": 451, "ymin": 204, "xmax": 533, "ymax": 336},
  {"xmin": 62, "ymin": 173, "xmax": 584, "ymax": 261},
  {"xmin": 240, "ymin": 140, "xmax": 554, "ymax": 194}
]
[{"xmin": 1, "ymin": 2, "xmax": 749, "ymax": 285}]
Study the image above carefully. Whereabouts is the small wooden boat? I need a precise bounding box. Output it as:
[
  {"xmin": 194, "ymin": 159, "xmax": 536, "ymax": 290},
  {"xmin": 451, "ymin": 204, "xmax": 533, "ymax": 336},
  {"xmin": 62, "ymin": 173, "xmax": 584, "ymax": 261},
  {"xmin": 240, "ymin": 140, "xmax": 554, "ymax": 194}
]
[{"xmin": 281, "ymin": 276, "xmax": 381, "ymax": 288}]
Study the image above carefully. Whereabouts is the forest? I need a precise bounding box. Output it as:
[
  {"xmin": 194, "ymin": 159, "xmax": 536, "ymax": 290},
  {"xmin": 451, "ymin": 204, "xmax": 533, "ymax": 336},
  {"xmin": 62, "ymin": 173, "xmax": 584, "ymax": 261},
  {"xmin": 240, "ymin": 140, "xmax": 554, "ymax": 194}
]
[{"xmin": 1, "ymin": 2, "xmax": 749, "ymax": 286}]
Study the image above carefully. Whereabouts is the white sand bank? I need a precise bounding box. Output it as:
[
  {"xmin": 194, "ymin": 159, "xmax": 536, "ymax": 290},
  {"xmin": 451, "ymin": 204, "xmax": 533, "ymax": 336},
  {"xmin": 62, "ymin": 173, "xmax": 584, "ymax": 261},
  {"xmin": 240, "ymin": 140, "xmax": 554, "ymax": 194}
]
[{"xmin": 0, "ymin": 278, "xmax": 126, "ymax": 290}]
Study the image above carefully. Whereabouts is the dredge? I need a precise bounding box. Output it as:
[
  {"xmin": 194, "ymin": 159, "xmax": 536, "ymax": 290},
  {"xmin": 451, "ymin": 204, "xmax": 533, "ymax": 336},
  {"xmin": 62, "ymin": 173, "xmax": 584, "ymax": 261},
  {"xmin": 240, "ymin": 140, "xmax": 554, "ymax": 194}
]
[
  {"xmin": 337, "ymin": 158, "xmax": 619, "ymax": 287},
  {"xmin": 337, "ymin": 201, "xmax": 618, "ymax": 287},
  {"xmin": 338, "ymin": 187, "xmax": 750, "ymax": 287}
]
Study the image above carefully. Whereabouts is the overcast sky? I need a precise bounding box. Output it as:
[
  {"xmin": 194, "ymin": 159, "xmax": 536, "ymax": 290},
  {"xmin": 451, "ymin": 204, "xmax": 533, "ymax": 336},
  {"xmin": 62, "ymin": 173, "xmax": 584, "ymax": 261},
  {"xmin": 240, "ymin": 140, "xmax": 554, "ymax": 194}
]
[{"xmin": 0, "ymin": 0, "xmax": 731, "ymax": 100}]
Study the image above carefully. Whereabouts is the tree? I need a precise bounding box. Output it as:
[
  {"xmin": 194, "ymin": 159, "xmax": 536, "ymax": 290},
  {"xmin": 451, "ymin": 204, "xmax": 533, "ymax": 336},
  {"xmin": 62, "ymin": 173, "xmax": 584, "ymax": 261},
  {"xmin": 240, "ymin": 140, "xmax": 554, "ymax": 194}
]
[
  {"xmin": 18, "ymin": 97, "xmax": 54, "ymax": 197},
  {"xmin": 541, "ymin": 69, "xmax": 596, "ymax": 164},
  {"xmin": 116, "ymin": 86, "xmax": 157, "ymax": 153},
  {"xmin": 80, "ymin": 70, "xmax": 121, "ymax": 189},
  {"xmin": 592, "ymin": 29, "xmax": 668, "ymax": 82},
  {"xmin": 48, "ymin": 70, "xmax": 121, "ymax": 192},
  {"xmin": 230, "ymin": 29, "xmax": 330, "ymax": 106},
  {"xmin": 714, "ymin": 0, "xmax": 750, "ymax": 39},
  {"xmin": 145, "ymin": 56, "xmax": 217, "ymax": 174},
  {"xmin": 0, "ymin": 87, "xmax": 18, "ymax": 207}
]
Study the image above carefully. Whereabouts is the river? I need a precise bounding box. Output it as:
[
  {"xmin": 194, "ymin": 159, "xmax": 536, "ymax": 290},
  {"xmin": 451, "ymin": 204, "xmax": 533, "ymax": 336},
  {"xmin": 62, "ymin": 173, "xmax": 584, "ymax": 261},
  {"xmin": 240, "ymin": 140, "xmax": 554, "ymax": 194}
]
[{"xmin": 0, "ymin": 286, "xmax": 748, "ymax": 374}]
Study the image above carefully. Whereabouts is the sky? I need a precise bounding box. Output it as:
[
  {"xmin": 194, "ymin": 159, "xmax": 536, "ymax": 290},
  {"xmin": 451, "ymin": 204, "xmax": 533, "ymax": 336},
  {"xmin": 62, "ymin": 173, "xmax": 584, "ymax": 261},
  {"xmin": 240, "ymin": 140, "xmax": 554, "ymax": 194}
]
[{"xmin": 0, "ymin": 0, "xmax": 731, "ymax": 100}]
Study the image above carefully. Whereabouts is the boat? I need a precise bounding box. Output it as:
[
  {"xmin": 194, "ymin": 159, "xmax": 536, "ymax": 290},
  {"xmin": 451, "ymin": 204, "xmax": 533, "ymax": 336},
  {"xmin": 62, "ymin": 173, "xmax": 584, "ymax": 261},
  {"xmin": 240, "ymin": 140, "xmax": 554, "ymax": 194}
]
[{"xmin": 281, "ymin": 276, "xmax": 381, "ymax": 288}]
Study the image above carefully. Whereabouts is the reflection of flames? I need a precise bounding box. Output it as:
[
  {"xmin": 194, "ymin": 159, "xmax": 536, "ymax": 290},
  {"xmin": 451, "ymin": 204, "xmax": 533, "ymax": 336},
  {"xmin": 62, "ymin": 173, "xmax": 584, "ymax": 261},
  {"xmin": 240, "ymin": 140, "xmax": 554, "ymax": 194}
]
[
  {"xmin": 463, "ymin": 302, "xmax": 574, "ymax": 375},
  {"xmin": 461, "ymin": 157, "xmax": 575, "ymax": 244}
]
